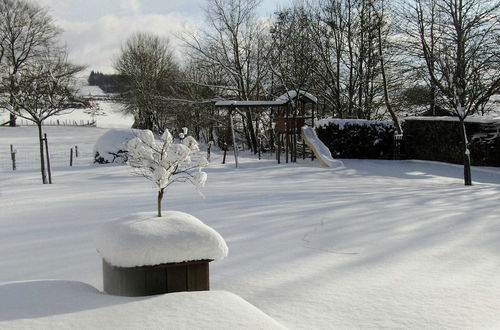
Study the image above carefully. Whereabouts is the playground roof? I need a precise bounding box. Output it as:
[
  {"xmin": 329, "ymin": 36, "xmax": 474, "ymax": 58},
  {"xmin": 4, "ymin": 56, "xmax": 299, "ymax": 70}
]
[
  {"xmin": 214, "ymin": 90, "xmax": 317, "ymax": 108},
  {"xmin": 276, "ymin": 90, "xmax": 318, "ymax": 104},
  {"xmin": 214, "ymin": 100, "xmax": 286, "ymax": 107}
]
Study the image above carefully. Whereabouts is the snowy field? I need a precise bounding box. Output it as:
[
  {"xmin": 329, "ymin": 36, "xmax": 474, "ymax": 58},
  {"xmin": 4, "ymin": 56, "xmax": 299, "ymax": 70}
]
[{"xmin": 1, "ymin": 125, "xmax": 500, "ymax": 329}]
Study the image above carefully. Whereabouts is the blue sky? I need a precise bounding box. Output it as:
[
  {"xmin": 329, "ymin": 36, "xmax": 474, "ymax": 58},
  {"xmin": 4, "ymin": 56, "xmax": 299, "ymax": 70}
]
[{"xmin": 34, "ymin": 0, "xmax": 290, "ymax": 74}]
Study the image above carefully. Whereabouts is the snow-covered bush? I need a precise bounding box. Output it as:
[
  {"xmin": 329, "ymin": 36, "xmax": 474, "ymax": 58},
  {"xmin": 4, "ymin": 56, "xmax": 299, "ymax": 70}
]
[
  {"xmin": 127, "ymin": 129, "xmax": 208, "ymax": 217},
  {"xmin": 94, "ymin": 129, "xmax": 139, "ymax": 164}
]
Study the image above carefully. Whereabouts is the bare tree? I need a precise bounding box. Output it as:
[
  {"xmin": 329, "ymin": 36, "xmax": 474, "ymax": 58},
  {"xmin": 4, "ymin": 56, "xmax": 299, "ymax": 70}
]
[
  {"xmin": 411, "ymin": 0, "xmax": 500, "ymax": 185},
  {"xmin": 309, "ymin": 0, "xmax": 348, "ymax": 118},
  {"xmin": 268, "ymin": 4, "xmax": 318, "ymax": 98},
  {"xmin": 183, "ymin": 0, "xmax": 267, "ymax": 153},
  {"xmin": 309, "ymin": 0, "xmax": 391, "ymax": 120},
  {"xmin": 0, "ymin": 51, "xmax": 84, "ymax": 183},
  {"xmin": 369, "ymin": 0, "xmax": 403, "ymax": 133},
  {"xmin": 115, "ymin": 32, "xmax": 181, "ymax": 134},
  {"xmin": 397, "ymin": 0, "xmax": 443, "ymax": 115},
  {"xmin": 0, "ymin": 0, "xmax": 59, "ymax": 127}
]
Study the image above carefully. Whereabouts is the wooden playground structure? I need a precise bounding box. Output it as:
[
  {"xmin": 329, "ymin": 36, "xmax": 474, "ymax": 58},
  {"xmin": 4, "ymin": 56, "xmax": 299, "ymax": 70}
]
[{"xmin": 215, "ymin": 90, "xmax": 318, "ymax": 167}]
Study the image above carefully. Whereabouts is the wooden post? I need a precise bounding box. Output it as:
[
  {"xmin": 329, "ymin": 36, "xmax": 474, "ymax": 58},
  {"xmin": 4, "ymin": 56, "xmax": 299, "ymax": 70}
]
[
  {"xmin": 303, "ymin": 135, "xmax": 306, "ymax": 160},
  {"xmin": 293, "ymin": 118, "xmax": 297, "ymax": 163},
  {"xmin": 230, "ymin": 109, "xmax": 239, "ymax": 168},
  {"xmin": 75, "ymin": 145, "xmax": 79, "ymax": 158},
  {"xmin": 277, "ymin": 133, "xmax": 281, "ymax": 164},
  {"xmin": 222, "ymin": 143, "xmax": 227, "ymax": 164},
  {"xmin": 285, "ymin": 110, "xmax": 289, "ymax": 164},
  {"xmin": 10, "ymin": 144, "xmax": 16, "ymax": 171},
  {"xmin": 207, "ymin": 141, "xmax": 212, "ymax": 161},
  {"xmin": 258, "ymin": 137, "xmax": 261, "ymax": 160},
  {"xmin": 44, "ymin": 134, "xmax": 52, "ymax": 184},
  {"xmin": 70, "ymin": 148, "xmax": 73, "ymax": 166}
]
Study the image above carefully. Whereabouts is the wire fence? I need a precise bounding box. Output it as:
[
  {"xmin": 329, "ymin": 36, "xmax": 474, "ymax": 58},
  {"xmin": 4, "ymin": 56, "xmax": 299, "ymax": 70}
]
[
  {"xmin": 1, "ymin": 146, "xmax": 94, "ymax": 171},
  {"xmin": 15, "ymin": 119, "xmax": 96, "ymax": 127}
]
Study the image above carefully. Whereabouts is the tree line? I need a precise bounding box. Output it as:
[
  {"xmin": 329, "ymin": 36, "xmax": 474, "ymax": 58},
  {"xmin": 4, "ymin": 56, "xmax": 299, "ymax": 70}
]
[
  {"xmin": 1, "ymin": 0, "xmax": 499, "ymax": 186},
  {"xmin": 113, "ymin": 0, "xmax": 498, "ymax": 185}
]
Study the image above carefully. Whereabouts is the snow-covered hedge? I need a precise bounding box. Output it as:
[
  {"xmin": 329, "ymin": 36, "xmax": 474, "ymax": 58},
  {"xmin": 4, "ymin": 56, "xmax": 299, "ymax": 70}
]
[
  {"xmin": 315, "ymin": 119, "xmax": 395, "ymax": 159},
  {"xmin": 93, "ymin": 129, "xmax": 139, "ymax": 164},
  {"xmin": 403, "ymin": 118, "xmax": 500, "ymax": 166}
]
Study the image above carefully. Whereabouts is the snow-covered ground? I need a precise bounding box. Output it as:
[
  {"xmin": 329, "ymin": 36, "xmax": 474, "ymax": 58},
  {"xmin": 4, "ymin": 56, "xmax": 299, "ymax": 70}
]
[
  {"xmin": 1, "ymin": 125, "xmax": 500, "ymax": 329},
  {"xmin": 0, "ymin": 99, "xmax": 134, "ymax": 129}
]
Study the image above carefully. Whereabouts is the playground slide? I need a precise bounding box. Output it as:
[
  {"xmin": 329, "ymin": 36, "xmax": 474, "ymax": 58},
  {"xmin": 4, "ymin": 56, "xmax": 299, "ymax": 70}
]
[{"xmin": 301, "ymin": 126, "xmax": 344, "ymax": 168}]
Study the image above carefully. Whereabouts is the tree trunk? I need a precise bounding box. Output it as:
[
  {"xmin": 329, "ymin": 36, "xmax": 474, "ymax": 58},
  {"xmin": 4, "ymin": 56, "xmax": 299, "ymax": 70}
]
[
  {"xmin": 9, "ymin": 113, "xmax": 16, "ymax": 127},
  {"xmin": 459, "ymin": 118, "xmax": 472, "ymax": 186},
  {"xmin": 157, "ymin": 188, "xmax": 165, "ymax": 217},
  {"xmin": 9, "ymin": 76, "xmax": 18, "ymax": 127},
  {"xmin": 376, "ymin": 15, "xmax": 402, "ymax": 134},
  {"xmin": 37, "ymin": 123, "xmax": 47, "ymax": 184}
]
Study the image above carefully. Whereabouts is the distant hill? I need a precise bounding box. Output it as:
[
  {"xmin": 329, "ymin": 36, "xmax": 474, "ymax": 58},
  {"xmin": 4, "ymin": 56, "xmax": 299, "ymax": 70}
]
[{"xmin": 88, "ymin": 71, "xmax": 128, "ymax": 94}]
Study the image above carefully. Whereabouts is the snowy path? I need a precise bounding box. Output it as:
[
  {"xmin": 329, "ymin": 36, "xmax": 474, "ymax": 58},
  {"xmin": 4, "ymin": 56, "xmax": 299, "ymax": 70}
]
[{"xmin": 1, "ymin": 126, "xmax": 500, "ymax": 328}]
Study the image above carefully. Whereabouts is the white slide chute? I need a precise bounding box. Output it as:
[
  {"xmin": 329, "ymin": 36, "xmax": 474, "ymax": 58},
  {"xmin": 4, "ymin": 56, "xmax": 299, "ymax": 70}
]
[{"xmin": 301, "ymin": 126, "xmax": 344, "ymax": 168}]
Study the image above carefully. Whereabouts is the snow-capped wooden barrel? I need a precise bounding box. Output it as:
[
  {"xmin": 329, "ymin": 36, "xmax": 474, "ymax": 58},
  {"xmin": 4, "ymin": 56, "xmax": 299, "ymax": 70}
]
[
  {"xmin": 102, "ymin": 259, "xmax": 212, "ymax": 296},
  {"xmin": 96, "ymin": 211, "xmax": 228, "ymax": 297}
]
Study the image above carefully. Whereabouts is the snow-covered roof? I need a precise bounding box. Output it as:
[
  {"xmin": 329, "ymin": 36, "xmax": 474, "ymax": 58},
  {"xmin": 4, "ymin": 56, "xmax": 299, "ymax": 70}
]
[
  {"xmin": 95, "ymin": 211, "xmax": 228, "ymax": 267},
  {"xmin": 214, "ymin": 90, "xmax": 318, "ymax": 107},
  {"xmin": 215, "ymin": 100, "xmax": 286, "ymax": 107},
  {"xmin": 276, "ymin": 90, "xmax": 318, "ymax": 104}
]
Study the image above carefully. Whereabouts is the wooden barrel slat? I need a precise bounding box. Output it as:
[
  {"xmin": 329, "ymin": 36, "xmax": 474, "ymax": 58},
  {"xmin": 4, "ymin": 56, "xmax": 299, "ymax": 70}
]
[{"xmin": 103, "ymin": 259, "xmax": 211, "ymax": 296}]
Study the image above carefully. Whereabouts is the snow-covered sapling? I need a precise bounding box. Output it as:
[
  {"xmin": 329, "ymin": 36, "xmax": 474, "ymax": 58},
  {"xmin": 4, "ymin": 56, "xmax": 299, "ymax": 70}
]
[{"xmin": 127, "ymin": 130, "xmax": 208, "ymax": 217}]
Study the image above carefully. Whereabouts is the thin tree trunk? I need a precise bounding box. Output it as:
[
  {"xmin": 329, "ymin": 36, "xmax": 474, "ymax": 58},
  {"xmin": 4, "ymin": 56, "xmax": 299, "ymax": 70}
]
[
  {"xmin": 376, "ymin": 14, "xmax": 402, "ymax": 134},
  {"xmin": 9, "ymin": 75, "xmax": 18, "ymax": 127},
  {"xmin": 157, "ymin": 188, "xmax": 165, "ymax": 217},
  {"xmin": 37, "ymin": 123, "xmax": 47, "ymax": 184},
  {"xmin": 459, "ymin": 118, "xmax": 472, "ymax": 185},
  {"xmin": 9, "ymin": 113, "xmax": 16, "ymax": 127}
]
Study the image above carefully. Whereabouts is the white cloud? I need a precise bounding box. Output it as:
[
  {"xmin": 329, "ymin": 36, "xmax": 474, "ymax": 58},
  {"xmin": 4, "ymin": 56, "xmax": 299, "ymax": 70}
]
[
  {"xmin": 119, "ymin": 0, "xmax": 141, "ymax": 15},
  {"xmin": 57, "ymin": 13, "xmax": 198, "ymax": 74},
  {"xmin": 30, "ymin": 0, "xmax": 287, "ymax": 76}
]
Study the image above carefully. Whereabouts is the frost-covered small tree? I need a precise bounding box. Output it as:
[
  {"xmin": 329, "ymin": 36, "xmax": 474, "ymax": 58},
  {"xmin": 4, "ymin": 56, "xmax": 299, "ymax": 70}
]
[{"xmin": 127, "ymin": 129, "xmax": 208, "ymax": 217}]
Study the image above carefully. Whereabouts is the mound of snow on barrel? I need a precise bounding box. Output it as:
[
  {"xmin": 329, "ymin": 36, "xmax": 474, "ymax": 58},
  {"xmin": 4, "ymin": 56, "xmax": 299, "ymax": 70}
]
[{"xmin": 95, "ymin": 211, "xmax": 228, "ymax": 267}]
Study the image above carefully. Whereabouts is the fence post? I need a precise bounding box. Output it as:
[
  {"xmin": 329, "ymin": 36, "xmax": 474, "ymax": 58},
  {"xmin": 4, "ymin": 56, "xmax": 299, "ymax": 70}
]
[
  {"xmin": 75, "ymin": 145, "xmax": 79, "ymax": 158},
  {"xmin": 10, "ymin": 144, "xmax": 16, "ymax": 171},
  {"xmin": 44, "ymin": 133, "xmax": 52, "ymax": 184},
  {"xmin": 207, "ymin": 141, "xmax": 213, "ymax": 161},
  {"xmin": 70, "ymin": 148, "xmax": 73, "ymax": 167}
]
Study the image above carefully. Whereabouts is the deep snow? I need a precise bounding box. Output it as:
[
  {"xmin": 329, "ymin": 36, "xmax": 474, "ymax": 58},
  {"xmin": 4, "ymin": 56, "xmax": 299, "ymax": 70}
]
[
  {"xmin": 0, "ymin": 281, "xmax": 285, "ymax": 329},
  {"xmin": 1, "ymin": 125, "xmax": 500, "ymax": 329}
]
